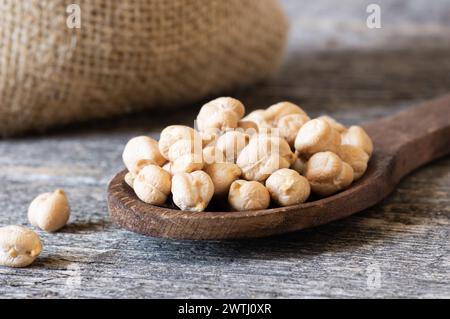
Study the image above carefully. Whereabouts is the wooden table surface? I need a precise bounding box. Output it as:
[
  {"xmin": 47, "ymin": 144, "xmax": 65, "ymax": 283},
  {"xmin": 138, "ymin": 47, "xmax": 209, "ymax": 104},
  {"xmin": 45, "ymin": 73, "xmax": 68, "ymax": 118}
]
[{"xmin": 1, "ymin": 0, "xmax": 449, "ymax": 298}]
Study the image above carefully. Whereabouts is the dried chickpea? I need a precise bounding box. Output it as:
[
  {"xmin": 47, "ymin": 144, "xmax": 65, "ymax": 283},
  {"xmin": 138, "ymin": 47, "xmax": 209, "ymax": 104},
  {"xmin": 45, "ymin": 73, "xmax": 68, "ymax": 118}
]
[
  {"xmin": 196, "ymin": 97, "xmax": 245, "ymax": 132},
  {"xmin": 133, "ymin": 165, "xmax": 172, "ymax": 205},
  {"xmin": 341, "ymin": 126, "xmax": 374, "ymax": 156},
  {"xmin": 171, "ymin": 153, "xmax": 204, "ymax": 175},
  {"xmin": 125, "ymin": 172, "xmax": 135, "ymax": 187},
  {"xmin": 171, "ymin": 171, "xmax": 214, "ymax": 212},
  {"xmin": 266, "ymin": 169, "xmax": 311, "ymax": 206},
  {"xmin": 167, "ymin": 136, "xmax": 204, "ymax": 174},
  {"xmin": 168, "ymin": 139, "xmax": 202, "ymax": 162},
  {"xmin": 202, "ymin": 145, "xmax": 227, "ymax": 165},
  {"xmin": 122, "ymin": 136, "xmax": 166, "ymax": 176},
  {"xmin": 263, "ymin": 102, "xmax": 308, "ymax": 125},
  {"xmin": 237, "ymin": 135, "xmax": 295, "ymax": 182},
  {"xmin": 252, "ymin": 126, "xmax": 277, "ymax": 138},
  {"xmin": 291, "ymin": 154, "xmax": 306, "ymax": 175},
  {"xmin": 162, "ymin": 162, "xmax": 173, "ymax": 175},
  {"xmin": 228, "ymin": 180, "xmax": 270, "ymax": 211},
  {"xmin": 242, "ymin": 109, "xmax": 265, "ymax": 121},
  {"xmin": 305, "ymin": 152, "xmax": 354, "ymax": 196},
  {"xmin": 317, "ymin": 115, "xmax": 347, "ymax": 133},
  {"xmin": 204, "ymin": 163, "xmax": 242, "ymax": 196},
  {"xmin": 216, "ymin": 131, "xmax": 250, "ymax": 163},
  {"xmin": 237, "ymin": 120, "xmax": 259, "ymax": 135},
  {"xmin": 28, "ymin": 189, "xmax": 70, "ymax": 232},
  {"xmin": 242, "ymin": 109, "xmax": 272, "ymax": 130},
  {"xmin": 295, "ymin": 118, "xmax": 341, "ymax": 157},
  {"xmin": 277, "ymin": 113, "xmax": 310, "ymax": 147},
  {"xmin": 0, "ymin": 226, "xmax": 43, "ymax": 268},
  {"xmin": 337, "ymin": 145, "xmax": 369, "ymax": 180},
  {"xmin": 200, "ymin": 128, "xmax": 222, "ymax": 147},
  {"xmin": 159, "ymin": 125, "xmax": 201, "ymax": 160}
]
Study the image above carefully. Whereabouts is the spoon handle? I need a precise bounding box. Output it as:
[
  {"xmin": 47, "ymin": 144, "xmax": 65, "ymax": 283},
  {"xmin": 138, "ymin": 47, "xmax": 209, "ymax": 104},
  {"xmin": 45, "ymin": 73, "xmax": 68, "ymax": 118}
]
[{"xmin": 364, "ymin": 94, "xmax": 450, "ymax": 183}]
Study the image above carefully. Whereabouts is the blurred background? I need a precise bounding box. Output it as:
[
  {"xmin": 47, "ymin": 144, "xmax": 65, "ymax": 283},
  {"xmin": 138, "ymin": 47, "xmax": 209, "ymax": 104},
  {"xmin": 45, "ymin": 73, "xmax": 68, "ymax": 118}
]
[
  {"xmin": 47, "ymin": 0, "xmax": 450, "ymax": 134},
  {"xmin": 2, "ymin": 0, "xmax": 449, "ymax": 135},
  {"xmin": 0, "ymin": 0, "xmax": 449, "ymax": 299},
  {"xmin": 243, "ymin": 0, "xmax": 450, "ymax": 123},
  {"xmin": 284, "ymin": 0, "xmax": 450, "ymax": 51}
]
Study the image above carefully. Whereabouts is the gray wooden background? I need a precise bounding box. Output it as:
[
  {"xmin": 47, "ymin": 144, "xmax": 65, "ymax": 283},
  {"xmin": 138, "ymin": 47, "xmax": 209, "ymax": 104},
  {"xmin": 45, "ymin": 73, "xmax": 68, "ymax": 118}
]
[{"xmin": 0, "ymin": 0, "xmax": 449, "ymax": 298}]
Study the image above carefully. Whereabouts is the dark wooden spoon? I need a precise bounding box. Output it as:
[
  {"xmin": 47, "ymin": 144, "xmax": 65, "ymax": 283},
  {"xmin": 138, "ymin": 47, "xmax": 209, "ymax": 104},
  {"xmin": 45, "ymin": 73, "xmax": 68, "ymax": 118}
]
[{"xmin": 108, "ymin": 95, "xmax": 450, "ymax": 240}]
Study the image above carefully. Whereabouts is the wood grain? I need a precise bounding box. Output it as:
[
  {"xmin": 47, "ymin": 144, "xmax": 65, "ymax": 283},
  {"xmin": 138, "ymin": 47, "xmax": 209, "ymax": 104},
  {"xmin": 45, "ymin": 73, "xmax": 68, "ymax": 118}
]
[{"xmin": 0, "ymin": 0, "xmax": 450, "ymax": 298}]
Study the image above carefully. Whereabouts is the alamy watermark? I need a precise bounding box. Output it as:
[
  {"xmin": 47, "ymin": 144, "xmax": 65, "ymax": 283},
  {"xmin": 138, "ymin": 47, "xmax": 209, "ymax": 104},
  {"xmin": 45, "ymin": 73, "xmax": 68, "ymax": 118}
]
[
  {"xmin": 366, "ymin": 4, "xmax": 382, "ymax": 29},
  {"xmin": 65, "ymin": 262, "xmax": 82, "ymax": 289},
  {"xmin": 66, "ymin": 4, "xmax": 81, "ymax": 29},
  {"xmin": 366, "ymin": 263, "xmax": 382, "ymax": 290},
  {"xmin": 64, "ymin": 4, "xmax": 381, "ymax": 30}
]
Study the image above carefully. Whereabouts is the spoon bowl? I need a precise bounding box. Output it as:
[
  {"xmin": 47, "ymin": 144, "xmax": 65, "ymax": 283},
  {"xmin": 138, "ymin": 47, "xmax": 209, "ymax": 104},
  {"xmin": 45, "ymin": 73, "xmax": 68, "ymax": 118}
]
[{"xmin": 108, "ymin": 95, "xmax": 450, "ymax": 240}]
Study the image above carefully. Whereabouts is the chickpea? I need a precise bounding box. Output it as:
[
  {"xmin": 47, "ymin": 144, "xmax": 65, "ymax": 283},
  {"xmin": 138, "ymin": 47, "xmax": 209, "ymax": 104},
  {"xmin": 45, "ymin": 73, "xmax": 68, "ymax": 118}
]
[
  {"xmin": 263, "ymin": 102, "xmax": 308, "ymax": 125},
  {"xmin": 202, "ymin": 145, "xmax": 227, "ymax": 165},
  {"xmin": 228, "ymin": 180, "xmax": 270, "ymax": 211},
  {"xmin": 171, "ymin": 153, "xmax": 204, "ymax": 174},
  {"xmin": 295, "ymin": 118, "xmax": 341, "ymax": 157},
  {"xmin": 0, "ymin": 226, "xmax": 43, "ymax": 268},
  {"xmin": 291, "ymin": 154, "xmax": 306, "ymax": 175},
  {"xmin": 122, "ymin": 136, "xmax": 166, "ymax": 176},
  {"xmin": 204, "ymin": 163, "xmax": 242, "ymax": 196},
  {"xmin": 243, "ymin": 109, "xmax": 265, "ymax": 121},
  {"xmin": 237, "ymin": 120, "xmax": 259, "ymax": 135},
  {"xmin": 125, "ymin": 172, "xmax": 135, "ymax": 187},
  {"xmin": 242, "ymin": 109, "xmax": 272, "ymax": 130},
  {"xmin": 266, "ymin": 169, "xmax": 310, "ymax": 206},
  {"xmin": 216, "ymin": 131, "xmax": 250, "ymax": 163},
  {"xmin": 237, "ymin": 135, "xmax": 295, "ymax": 182},
  {"xmin": 162, "ymin": 162, "xmax": 173, "ymax": 175},
  {"xmin": 317, "ymin": 115, "xmax": 347, "ymax": 133},
  {"xmin": 158, "ymin": 125, "xmax": 201, "ymax": 160},
  {"xmin": 168, "ymin": 139, "xmax": 202, "ymax": 162},
  {"xmin": 341, "ymin": 126, "xmax": 374, "ymax": 156},
  {"xmin": 337, "ymin": 145, "xmax": 369, "ymax": 180},
  {"xmin": 167, "ymin": 137, "xmax": 204, "ymax": 174},
  {"xmin": 200, "ymin": 127, "xmax": 222, "ymax": 147},
  {"xmin": 304, "ymin": 152, "xmax": 354, "ymax": 196},
  {"xmin": 196, "ymin": 97, "xmax": 245, "ymax": 132},
  {"xmin": 171, "ymin": 171, "xmax": 214, "ymax": 212},
  {"xmin": 133, "ymin": 165, "xmax": 172, "ymax": 205},
  {"xmin": 276, "ymin": 113, "xmax": 310, "ymax": 147},
  {"xmin": 28, "ymin": 189, "xmax": 70, "ymax": 232}
]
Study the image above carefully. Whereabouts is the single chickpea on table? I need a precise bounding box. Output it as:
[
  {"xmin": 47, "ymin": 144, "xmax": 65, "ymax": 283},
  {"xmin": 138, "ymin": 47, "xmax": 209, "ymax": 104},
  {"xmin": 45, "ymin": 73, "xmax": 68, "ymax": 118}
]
[
  {"xmin": 0, "ymin": 226, "xmax": 43, "ymax": 268},
  {"xmin": 28, "ymin": 189, "xmax": 71, "ymax": 232},
  {"xmin": 120, "ymin": 97, "xmax": 373, "ymax": 212}
]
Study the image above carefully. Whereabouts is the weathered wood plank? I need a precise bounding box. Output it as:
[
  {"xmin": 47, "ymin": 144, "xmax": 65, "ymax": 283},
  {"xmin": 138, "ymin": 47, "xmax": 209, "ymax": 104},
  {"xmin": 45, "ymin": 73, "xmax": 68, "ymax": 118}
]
[{"xmin": 0, "ymin": 0, "xmax": 449, "ymax": 298}]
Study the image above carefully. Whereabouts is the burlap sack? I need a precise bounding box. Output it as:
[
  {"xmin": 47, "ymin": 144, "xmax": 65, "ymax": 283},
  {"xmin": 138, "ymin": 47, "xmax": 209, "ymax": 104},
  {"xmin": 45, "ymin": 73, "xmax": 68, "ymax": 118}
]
[{"xmin": 0, "ymin": 0, "xmax": 288, "ymax": 136}]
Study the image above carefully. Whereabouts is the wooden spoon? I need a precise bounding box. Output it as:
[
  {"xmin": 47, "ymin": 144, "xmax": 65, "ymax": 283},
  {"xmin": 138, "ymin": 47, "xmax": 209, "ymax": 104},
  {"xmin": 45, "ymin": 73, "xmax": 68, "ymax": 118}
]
[{"xmin": 108, "ymin": 95, "xmax": 450, "ymax": 240}]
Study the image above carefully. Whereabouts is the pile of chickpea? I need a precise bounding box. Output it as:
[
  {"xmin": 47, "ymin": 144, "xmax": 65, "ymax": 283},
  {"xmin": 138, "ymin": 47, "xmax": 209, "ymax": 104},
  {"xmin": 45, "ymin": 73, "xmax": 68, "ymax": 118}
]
[{"xmin": 122, "ymin": 97, "xmax": 373, "ymax": 212}]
